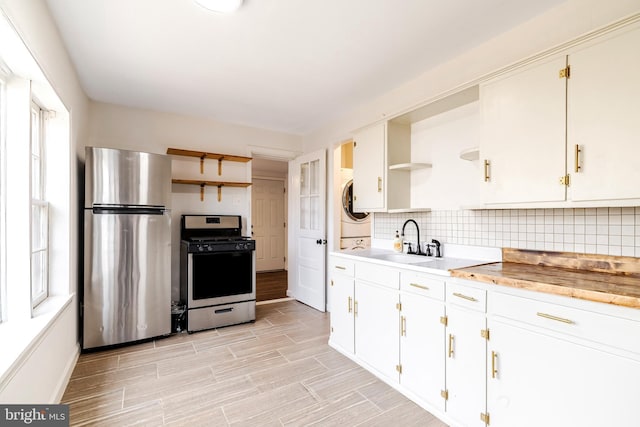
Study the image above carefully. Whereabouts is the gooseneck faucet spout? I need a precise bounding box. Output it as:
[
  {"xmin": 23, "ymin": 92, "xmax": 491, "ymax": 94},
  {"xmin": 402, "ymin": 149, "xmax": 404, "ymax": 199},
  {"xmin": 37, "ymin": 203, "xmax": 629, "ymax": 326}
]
[{"xmin": 401, "ymin": 219, "xmax": 422, "ymax": 255}]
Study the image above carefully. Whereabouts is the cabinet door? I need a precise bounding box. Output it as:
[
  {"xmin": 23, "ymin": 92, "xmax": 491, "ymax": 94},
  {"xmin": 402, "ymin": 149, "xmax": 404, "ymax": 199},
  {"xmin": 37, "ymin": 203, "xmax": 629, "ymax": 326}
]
[
  {"xmin": 446, "ymin": 305, "xmax": 486, "ymax": 427},
  {"xmin": 480, "ymin": 56, "xmax": 567, "ymax": 204},
  {"xmin": 352, "ymin": 123, "xmax": 386, "ymax": 212},
  {"xmin": 488, "ymin": 319, "xmax": 640, "ymax": 427},
  {"xmin": 355, "ymin": 280, "xmax": 399, "ymax": 382},
  {"xmin": 400, "ymin": 292, "xmax": 446, "ymax": 412},
  {"xmin": 568, "ymin": 26, "xmax": 640, "ymax": 202},
  {"xmin": 329, "ymin": 273, "xmax": 354, "ymax": 354}
]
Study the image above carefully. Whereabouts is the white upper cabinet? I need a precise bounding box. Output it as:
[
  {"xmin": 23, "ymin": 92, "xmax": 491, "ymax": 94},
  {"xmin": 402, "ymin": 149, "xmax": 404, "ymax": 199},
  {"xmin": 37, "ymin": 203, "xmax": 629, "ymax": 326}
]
[
  {"xmin": 352, "ymin": 122, "xmax": 387, "ymax": 212},
  {"xmin": 480, "ymin": 23, "xmax": 640, "ymax": 206},
  {"xmin": 352, "ymin": 121, "xmax": 411, "ymax": 212},
  {"xmin": 567, "ymin": 26, "xmax": 640, "ymax": 202},
  {"xmin": 480, "ymin": 55, "xmax": 568, "ymax": 205}
]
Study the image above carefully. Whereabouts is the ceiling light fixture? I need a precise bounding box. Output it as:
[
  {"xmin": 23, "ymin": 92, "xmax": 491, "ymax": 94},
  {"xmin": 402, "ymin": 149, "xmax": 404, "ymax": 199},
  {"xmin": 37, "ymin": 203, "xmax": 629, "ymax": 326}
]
[{"xmin": 193, "ymin": 0, "xmax": 243, "ymax": 13}]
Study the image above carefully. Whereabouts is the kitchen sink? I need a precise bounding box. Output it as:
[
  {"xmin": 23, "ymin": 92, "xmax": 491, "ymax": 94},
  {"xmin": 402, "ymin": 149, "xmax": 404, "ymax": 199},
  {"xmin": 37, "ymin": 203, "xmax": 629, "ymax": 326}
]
[{"xmin": 369, "ymin": 253, "xmax": 434, "ymax": 264}]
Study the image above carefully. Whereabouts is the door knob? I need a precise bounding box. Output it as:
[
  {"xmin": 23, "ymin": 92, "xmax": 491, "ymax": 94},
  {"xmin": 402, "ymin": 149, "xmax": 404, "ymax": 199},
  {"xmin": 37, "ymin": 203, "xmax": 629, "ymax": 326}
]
[{"xmin": 316, "ymin": 239, "xmax": 327, "ymax": 245}]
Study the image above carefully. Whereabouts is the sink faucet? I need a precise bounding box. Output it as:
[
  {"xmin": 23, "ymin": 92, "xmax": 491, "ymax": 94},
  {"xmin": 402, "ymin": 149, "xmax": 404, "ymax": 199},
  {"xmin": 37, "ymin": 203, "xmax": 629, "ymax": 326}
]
[
  {"xmin": 401, "ymin": 219, "xmax": 423, "ymax": 255},
  {"xmin": 431, "ymin": 239, "xmax": 442, "ymax": 258}
]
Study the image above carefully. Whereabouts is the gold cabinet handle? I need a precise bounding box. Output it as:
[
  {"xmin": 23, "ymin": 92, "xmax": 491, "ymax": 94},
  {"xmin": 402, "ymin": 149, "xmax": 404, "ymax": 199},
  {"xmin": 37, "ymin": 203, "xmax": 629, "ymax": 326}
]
[
  {"xmin": 491, "ymin": 351, "xmax": 498, "ymax": 379},
  {"xmin": 410, "ymin": 283, "xmax": 429, "ymax": 290},
  {"xmin": 377, "ymin": 177, "xmax": 382, "ymax": 192},
  {"xmin": 453, "ymin": 292, "xmax": 478, "ymax": 302},
  {"xmin": 348, "ymin": 296, "xmax": 352, "ymax": 313},
  {"xmin": 354, "ymin": 300, "xmax": 358, "ymax": 317},
  {"xmin": 574, "ymin": 144, "xmax": 581, "ymax": 173},
  {"xmin": 448, "ymin": 334, "xmax": 454, "ymax": 358},
  {"xmin": 484, "ymin": 159, "xmax": 490, "ymax": 182},
  {"xmin": 335, "ymin": 265, "xmax": 346, "ymax": 270},
  {"xmin": 536, "ymin": 312, "xmax": 574, "ymax": 324},
  {"xmin": 400, "ymin": 316, "xmax": 406, "ymax": 337}
]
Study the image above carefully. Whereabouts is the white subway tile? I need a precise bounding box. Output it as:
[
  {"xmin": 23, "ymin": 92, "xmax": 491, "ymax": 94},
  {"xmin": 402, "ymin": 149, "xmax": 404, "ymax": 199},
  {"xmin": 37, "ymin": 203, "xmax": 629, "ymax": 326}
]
[
  {"xmin": 622, "ymin": 235, "xmax": 635, "ymax": 246},
  {"xmin": 609, "ymin": 225, "xmax": 621, "ymax": 236},
  {"xmin": 609, "ymin": 215, "xmax": 621, "ymax": 226},
  {"xmin": 608, "ymin": 246, "xmax": 622, "ymax": 256},
  {"xmin": 608, "ymin": 235, "xmax": 621, "ymax": 246}
]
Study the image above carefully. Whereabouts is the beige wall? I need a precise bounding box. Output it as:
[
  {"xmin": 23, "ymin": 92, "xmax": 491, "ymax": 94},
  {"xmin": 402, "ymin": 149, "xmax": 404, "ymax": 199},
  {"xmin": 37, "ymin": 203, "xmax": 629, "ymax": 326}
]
[{"xmin": 0, "ymin": 0, "xmax": 89, "ymax": 402}]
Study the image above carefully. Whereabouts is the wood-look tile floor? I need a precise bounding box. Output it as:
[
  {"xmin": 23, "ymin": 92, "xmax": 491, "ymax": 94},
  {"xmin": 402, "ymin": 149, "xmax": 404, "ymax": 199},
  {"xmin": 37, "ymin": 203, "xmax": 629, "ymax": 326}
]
[{"xmin": 63, "ymin": 301, "xmax": 447, "ymax": 426}]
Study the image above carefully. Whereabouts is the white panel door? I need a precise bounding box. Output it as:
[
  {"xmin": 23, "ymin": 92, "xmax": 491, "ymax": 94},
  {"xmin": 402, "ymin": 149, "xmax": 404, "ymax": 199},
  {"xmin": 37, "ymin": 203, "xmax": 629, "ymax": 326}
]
[
  {"xmin": 289, "ymin": 149, "xmax": 327, "ymax": 311},
  {"xmin": 252, "ymin": 178, "xmax": 285, "ymax": 272},
  {"xmin": 568, "ymin": 26, "xmax": 640, "ymax": 202},
  {"xmin": 480, "ymin": 55, "xmax": 567, "ymax": 204}
]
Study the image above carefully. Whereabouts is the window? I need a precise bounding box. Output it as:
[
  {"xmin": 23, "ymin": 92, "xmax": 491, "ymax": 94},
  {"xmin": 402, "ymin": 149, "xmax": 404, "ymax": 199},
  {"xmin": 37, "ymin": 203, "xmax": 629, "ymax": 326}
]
[
  {"xmin": 30, "ymin": 102, "xmax": 48, "ymax": 307},
  {"xmin": 0, "ymin": 73, "xmax": 5, "ymax": 321}
]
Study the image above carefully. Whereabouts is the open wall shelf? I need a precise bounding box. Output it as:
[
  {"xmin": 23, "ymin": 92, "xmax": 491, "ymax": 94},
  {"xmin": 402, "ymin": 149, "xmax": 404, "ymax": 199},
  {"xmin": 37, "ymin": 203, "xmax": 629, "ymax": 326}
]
[
  {"xmin": 172, "ymin": 179, "xmax": 252, "ymax": 202},
  {"xmin": 168, "ymin": 148, "xmax": 252, "ymax": 201},
  {"xmin": 167, "ymin": 148, "xmax": 252, "ymax": 175}
]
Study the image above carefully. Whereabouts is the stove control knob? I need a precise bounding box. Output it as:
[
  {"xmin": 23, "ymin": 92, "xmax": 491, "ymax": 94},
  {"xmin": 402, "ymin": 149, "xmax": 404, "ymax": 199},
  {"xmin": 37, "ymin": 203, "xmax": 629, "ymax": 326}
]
[
  {"xmin": 197, "ymin": 245, "xmax": 204, "ymax": 252},
  {"xmin": 235, "ymin": 243, "xmax": 241, "ymax": 250}
]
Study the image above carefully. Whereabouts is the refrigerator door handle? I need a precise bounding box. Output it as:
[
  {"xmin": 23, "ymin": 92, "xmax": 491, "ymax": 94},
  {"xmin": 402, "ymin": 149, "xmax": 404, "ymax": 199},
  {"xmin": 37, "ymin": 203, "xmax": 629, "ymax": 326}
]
[{"xmin": 92, "ymin": 207, "xmax": 167, "ymax": 215}]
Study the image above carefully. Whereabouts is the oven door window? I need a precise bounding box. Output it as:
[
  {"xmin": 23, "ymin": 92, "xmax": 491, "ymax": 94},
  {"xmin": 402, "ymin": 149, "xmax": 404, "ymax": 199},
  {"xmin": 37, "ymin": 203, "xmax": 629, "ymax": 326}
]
[{"xmin": 191, "ymin": 251, "xmax": 253, "ymax": 299}]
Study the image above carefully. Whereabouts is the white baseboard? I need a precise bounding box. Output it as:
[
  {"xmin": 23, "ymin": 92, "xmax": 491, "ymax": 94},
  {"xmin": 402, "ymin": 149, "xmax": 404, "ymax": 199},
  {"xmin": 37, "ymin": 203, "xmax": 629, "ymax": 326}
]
[{"xmin": 52, "ymin": 343, "xmax": 79, "ymax": 403}]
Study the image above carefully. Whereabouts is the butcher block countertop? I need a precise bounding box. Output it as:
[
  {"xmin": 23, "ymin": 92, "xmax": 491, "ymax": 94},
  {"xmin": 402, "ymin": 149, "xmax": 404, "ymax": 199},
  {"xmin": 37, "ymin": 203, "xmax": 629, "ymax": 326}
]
[{"xmin": 450, "ymin": 249, "xmax": 640, "ymax": 309}]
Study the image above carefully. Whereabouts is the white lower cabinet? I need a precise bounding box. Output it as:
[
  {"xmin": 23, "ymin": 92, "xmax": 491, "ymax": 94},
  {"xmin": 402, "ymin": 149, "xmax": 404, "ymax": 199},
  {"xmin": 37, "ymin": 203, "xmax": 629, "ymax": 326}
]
[
  {"xmin": 445, "ymin": 282, "xmax": 488, "ymax": 427},
  {"xmin": 399, "ymin": 291, "xmax": 446, "ymax": 411},
  {"xmin": 355, "ymin": 279, "xmax": 400, "ymax": 383},
  {"xmin": 329, "ymin": 273, "xmax": 354, "ymax": 354},
  {"xmin": 487, "ymin": 291, "xmax": 640, "ymax": 427},
  {"xmin": 328, "ymin": 257, "xmax": 355, "ymax": 354},
  {"xmin": 329, "ymin": 257, "xmax": 640, "ymax": 427}
]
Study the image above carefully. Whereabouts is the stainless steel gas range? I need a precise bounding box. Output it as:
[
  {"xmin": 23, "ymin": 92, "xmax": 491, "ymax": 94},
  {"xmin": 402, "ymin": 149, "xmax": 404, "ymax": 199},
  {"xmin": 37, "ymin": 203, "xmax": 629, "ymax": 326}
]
[{"xmin": 179, "ymin": 215, "xmax": 256, "ymax": 332}]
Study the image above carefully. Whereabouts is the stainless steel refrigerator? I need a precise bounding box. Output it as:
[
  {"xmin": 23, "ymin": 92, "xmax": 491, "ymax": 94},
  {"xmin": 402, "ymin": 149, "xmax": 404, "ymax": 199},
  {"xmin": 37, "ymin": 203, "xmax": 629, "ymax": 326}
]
[{"xmin": 83, "ymin": 147, "xmax": 172, "ymax": 350}]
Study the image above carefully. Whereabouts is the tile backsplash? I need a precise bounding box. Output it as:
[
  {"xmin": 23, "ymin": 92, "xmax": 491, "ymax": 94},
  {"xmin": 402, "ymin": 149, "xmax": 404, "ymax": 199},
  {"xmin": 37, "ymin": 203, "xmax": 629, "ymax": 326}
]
[{"xmin": 373, "ymin": 207, "xmax": 640, "ymax": 257}]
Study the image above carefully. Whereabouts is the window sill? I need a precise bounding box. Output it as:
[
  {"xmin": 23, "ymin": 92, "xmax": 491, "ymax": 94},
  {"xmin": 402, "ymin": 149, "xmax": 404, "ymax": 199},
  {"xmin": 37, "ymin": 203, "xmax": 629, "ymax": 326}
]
[{"xmin": 0, "ymin": 294, "xmax": 75, "ymax": 387}]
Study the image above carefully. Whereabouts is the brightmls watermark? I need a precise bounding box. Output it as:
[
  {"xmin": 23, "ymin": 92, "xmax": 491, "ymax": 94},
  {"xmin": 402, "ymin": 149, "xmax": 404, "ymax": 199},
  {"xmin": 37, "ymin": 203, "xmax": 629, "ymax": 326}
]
[{"xmin": 0, "ymin": 405, "xmax": 68, "ymax": 426}]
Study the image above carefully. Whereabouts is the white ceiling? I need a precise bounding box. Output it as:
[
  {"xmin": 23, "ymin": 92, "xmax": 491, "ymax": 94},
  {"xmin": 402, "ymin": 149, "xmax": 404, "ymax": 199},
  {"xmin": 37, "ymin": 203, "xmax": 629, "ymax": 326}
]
[{"xmin": 45, "ymin": 0, "xmax": 563, "ymax": 135}]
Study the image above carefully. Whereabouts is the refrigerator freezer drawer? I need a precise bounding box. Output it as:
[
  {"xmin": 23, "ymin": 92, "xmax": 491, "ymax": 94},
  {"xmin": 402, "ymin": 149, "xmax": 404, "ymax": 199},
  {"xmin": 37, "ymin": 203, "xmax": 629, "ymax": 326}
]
[
  {"xmin": 83, "ymin": 210, "xmax": 171, "ymax": 349},
  {"xmin": 85, "ymin": 147, "xmax": 172, "ymax": 208}
]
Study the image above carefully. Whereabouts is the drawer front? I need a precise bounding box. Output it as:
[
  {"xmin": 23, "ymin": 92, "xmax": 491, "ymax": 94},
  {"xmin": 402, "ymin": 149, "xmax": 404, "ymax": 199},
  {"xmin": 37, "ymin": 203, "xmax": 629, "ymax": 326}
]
[
  {"xmin": 400, "ymin": 271, "xmax": 445, "ymax": 301},
  {"xmin": 355, "ymin": 262, "xmax": 399, "ymax": 290},
  {"xmin": 447, "ymin": 281, "xmax": 487, "ymax": 312},
  {"xmin": 329, "ymin": 257, "xmax": 355, "ymax": 277},
  {"xmin": 490, "ymin": 291, "xmax": 640, "ymax": 355}
]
